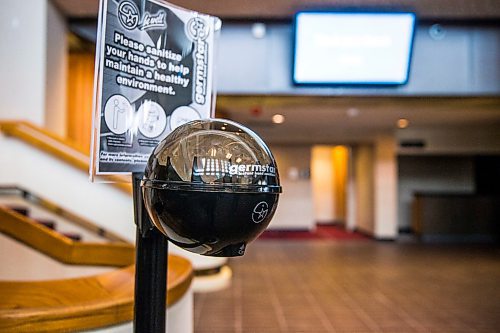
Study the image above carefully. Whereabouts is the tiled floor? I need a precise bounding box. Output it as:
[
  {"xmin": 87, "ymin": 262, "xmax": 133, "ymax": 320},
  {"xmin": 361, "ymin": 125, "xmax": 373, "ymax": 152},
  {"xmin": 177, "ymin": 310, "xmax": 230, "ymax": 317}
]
[{"xmin": 194, "ymin": 240, "xmax": 500, "ymax": 333}]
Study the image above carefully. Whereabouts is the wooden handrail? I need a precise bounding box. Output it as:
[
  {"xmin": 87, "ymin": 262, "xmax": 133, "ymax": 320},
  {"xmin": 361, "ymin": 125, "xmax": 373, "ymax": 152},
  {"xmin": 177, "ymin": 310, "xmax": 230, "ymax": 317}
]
[
  {"xmin": 1, "ymin": 185, "xmax": 130, "ymax": 243},
  {"xmin": 0, "ymin": 121, "xmax": 132, "ymax": 194},
  {"xmin": 0, "ymin": 255, "xmax": 192, "ymax": 333},
  {"xmin": 0, "ymin": 206, "xmax": 134, "ymax": 267}
]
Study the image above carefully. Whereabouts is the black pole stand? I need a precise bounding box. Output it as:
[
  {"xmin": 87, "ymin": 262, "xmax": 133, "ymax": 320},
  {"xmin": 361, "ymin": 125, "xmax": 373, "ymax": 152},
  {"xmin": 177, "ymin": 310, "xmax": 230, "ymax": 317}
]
[{"xmin": 132, "ymin": 172, "xmax": 169, "ymax": 333}]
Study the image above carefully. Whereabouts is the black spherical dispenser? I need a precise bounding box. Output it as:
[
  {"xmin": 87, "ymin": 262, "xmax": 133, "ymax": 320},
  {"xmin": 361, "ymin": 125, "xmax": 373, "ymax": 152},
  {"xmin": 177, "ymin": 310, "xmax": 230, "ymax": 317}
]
[{"xmin": 142, "ymin": 119, "xmax": 282, "ymax": 256}]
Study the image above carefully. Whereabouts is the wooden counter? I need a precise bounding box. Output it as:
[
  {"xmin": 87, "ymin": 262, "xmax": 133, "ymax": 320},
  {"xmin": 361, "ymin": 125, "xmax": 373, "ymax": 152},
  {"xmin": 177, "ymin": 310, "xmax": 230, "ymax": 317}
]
[{"xmin": 412, "ymin": 193, "xmax": 500, "ymax": 241}]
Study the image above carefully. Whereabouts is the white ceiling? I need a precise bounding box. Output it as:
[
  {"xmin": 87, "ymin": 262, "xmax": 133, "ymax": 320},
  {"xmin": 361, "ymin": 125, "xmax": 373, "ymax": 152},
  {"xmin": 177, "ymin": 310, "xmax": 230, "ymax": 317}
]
[
  {"xmin": 53, "ymin": 0, "xmax": 500, "ymax": 145},
  {"xmin": 53, "ymin": 0, "xmax": 500, "ymax": 19},
  {"xmin": 217, "ymin": 96, "xmax": 500, "ymax": 144}
]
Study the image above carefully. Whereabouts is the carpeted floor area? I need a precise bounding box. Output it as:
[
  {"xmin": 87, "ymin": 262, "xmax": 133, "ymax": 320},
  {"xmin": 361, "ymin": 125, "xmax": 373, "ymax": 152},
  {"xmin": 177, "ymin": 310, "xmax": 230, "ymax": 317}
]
[{"xmin": 194, "ymin": 240, "xmax": 500, "ymax": 333}]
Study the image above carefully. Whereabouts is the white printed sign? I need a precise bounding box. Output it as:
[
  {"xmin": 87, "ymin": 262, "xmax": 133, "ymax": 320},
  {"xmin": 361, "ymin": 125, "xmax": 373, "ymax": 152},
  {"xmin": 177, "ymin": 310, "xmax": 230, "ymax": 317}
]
[{"xmin": 90, "ymin": 0, "xmax": 220, "ymax": 178}]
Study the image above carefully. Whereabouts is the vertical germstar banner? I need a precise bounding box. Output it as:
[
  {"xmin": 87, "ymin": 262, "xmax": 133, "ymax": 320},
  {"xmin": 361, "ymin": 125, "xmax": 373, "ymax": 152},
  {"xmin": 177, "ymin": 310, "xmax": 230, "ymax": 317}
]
[{"xmin": 90, "ymin": 0, "xmax": 221, "ymax": 179}]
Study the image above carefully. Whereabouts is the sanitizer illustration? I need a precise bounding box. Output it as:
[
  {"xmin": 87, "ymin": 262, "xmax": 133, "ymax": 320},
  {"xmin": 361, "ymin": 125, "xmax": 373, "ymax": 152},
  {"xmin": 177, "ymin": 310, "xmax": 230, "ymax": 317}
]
[
  {"xmin": 138, "ymin": 101, "xmax": 167, "ymax": 138},
  {"xmin": 104, "ymin": 94, "xmax": 133, "ymax": 135},
  {"xmin": 142, "ymin": 108, "xmax": 160, "ymax": 133},
  {"xmin": 113, "ymin": 99, "xmax": 126, "ymax": 130}
]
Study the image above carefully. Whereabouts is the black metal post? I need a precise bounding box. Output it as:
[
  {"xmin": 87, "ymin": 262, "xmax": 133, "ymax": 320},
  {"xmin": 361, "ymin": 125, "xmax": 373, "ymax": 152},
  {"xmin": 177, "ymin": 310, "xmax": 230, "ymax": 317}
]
[{"xmin": 132, "ymin": 172, "xmax": 169, "ymax": 333}]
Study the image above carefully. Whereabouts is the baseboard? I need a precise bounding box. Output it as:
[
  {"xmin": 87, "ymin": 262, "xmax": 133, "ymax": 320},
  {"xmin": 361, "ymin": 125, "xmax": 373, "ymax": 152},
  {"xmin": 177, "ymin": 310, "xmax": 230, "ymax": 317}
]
[
  {"xmin": 316, "ymin": 220, "xmax": 345, "ymax": 226},
  {"xmin": 352, "ymin": 227, "xmax": 397, "ymax": 241},
  {"xmin": 398, "ymin": 226, "xmax": 414, "ymax": 234},
  {"xmin": 352, "ymin": 227, "xmax": 374, "ymax": 239},
  {"xmin": 264, "ymin": 228, "xmax": 312, "ymax": 233},
  {"xmin": 420, "ymin": 234, "xmax": 499, "ymax": 244},
  {"xmin": 374, "ymin": 237, "xmax": 396, "ymax": 242}
]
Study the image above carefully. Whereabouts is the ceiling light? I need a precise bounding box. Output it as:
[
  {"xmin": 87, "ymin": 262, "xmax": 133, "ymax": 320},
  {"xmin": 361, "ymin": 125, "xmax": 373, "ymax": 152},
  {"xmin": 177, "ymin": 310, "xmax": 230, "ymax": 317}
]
[
  {"xmin": 251, "ymin": 23, "xmax": 266, "ymax": 39},
  {"xmin": 397, "ymin": 118, "xmax": 410, "ymax": 129},
  {"xmin": 272, "ymin": 114, "xmax": 285, "ymax": 124},
  {"xmin": 346, "ymin": 107, "xmax": 360, "ymax": 117}
]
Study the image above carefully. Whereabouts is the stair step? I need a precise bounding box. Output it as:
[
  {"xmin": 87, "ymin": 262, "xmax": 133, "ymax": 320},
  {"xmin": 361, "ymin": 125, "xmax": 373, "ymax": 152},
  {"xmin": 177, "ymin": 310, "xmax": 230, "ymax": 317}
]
[
  {"xmin": 34, "ymin": 219, "xmax": 56, "ymax": 230},
  {"xmin": 8, "ymin": 206, "xmax": 29, "ymax": 216},
  {"xmin": 61, "ymin": 232, "xmax": 82, "ymax": 242}
]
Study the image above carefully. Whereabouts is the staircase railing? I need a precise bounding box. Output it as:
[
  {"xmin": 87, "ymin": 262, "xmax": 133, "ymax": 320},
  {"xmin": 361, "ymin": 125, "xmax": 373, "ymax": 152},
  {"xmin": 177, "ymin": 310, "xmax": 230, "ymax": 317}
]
[
  {"xmin": 0, "ymin": 121, "xmax": 131, "ymax": 193},
  {"xmin": 0, "ymin": 203, "xmax": 192, "ymax": 332}
]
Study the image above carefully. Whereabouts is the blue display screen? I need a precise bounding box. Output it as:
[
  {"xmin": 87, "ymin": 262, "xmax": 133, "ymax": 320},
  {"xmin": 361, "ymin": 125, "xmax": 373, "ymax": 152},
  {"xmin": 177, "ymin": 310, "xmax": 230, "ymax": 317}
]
[{"xmin": 293, "ymin": 12, "xmax": 416, "ymax": 85}]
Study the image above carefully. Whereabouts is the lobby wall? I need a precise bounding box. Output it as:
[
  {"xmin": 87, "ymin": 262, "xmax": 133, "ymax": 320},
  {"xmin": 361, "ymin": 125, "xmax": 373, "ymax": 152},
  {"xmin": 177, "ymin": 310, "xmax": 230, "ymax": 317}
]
[
  {"xmin": 0, "ymin": 0, "xmax": 48, "ymax": 126},
  {"xmin": 0, "ymin": 0, "xmax": 68, "ymax": 137},
  {"xmin": 270, "ymin": 145, "xmax": 315, "ymax": 230},
  {"xmin": 45, "ymin": 1, "xmax": 68, "ymax": 137},
  {"xmin": 353, "ymin": 145, "xmax": 375, "ymax": 235}
]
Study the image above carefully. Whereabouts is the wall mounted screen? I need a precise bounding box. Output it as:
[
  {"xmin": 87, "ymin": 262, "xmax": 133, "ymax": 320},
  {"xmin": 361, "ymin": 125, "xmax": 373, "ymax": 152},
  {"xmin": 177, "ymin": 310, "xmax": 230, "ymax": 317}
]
[{"xmin": 293, "ymin": 12, "xmax": 416, "ymax": 85}]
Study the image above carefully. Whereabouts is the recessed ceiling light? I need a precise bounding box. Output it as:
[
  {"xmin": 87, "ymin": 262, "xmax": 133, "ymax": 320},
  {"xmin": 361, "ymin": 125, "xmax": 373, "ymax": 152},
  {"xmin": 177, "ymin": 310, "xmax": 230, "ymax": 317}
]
[
  {"xmin": 272, "ymin": 114, "xmax": 285, "ymax": 124},
  {"xmin": 251, "ymin": 23, "xmax": 266, "ymax": 39},
  {"xmin": 397, "ymin": 118, "xmax": 410, "ymax": 129},
  {"xmin": 346, "ymin": 107, "xmax": 360, "ymax": 117}
]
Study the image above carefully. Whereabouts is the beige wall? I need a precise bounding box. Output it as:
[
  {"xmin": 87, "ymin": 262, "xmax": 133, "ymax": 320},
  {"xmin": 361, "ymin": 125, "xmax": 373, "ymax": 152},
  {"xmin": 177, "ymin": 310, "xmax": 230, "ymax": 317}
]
[
  {"xmin": 311, "ymin": 146, "xmax": 335, "ymax": 223},
  {"xmin": 353, "ymin": 145, "xmax": 375, "ymax": 234},
  {"xmin": 374, "ymin": 135, "xmax": 398, "ymax": 239},
  {"xmin": 352, "ymin": 137, "xmax": 398, "ymax": 239},
  {"xmin": 0, "ymin": 0, "xmax": 48, "ymax": 125},
  {"xmin": 311, "ymin": 145, "xmax": 348, "ymax": 224},
  {"xmin": 269, "ymin": 144, "xmax": 350, "ymax": 230},
  {"xmin": 397, "ymin": 126, "xmax": 500, "ymax": 155},
  {"xmin": 269, "ymin": 145, "xmax": 315, "ymax": 230},
  {"xmin": 0, "ymin": 0, "xmax": 68, "ymax": 137},
  {"xmin": 45, "ymin": 1, "xmax": 68, "ymax": 137},
  {"xmin": 332, "ymin": 146, "xmax": 348, "ymax": 220}
]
